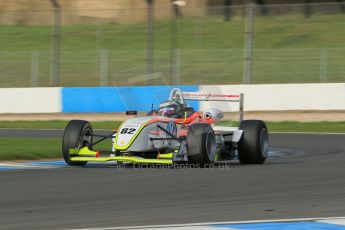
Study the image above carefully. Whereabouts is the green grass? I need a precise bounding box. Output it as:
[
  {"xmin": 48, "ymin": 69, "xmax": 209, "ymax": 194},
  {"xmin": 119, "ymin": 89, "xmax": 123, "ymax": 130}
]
[
  {"xmin": 0, "ymin": 13, "xmax": 344, "ymax": 86},
  {"xmin": 0, "ymin": 138, "xmax": 60, "ymax": 160},
  {"xmin": 0, "ymin": 137, "xmax": 112, "ymax": 160},
  {"xmin": 0, "ymin": 120, "xmax": 123, "ymax": 130},
  {"xmin": 217, "ymin": 121, "xmax": 345, "ymax": 133},
  {"xmin": 267, "ymin": 121, "xmax": 345, "ymax": 133},
  {"xmin": 0, "ymin": 120, "xmax": 343, "ymax": 160}
]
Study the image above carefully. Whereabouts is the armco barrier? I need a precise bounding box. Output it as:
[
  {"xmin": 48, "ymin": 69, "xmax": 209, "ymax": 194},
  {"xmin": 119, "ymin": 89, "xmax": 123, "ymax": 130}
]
[{"xmin": 0, "ymin": 83, "xmax": 344, "ymax": 113}]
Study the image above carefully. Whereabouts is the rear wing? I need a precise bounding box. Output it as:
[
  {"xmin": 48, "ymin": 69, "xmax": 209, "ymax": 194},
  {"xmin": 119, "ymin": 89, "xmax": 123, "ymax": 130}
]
[{"xmin": 169, "ymin": 88, "xmax": 244, "ymax": 122}]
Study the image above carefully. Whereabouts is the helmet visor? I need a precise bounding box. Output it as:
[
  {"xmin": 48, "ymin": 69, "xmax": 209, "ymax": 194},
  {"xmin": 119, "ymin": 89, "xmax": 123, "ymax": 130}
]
[{"xmin": 158, "ymin": 107, "xmax": 176, "ymax": 117}]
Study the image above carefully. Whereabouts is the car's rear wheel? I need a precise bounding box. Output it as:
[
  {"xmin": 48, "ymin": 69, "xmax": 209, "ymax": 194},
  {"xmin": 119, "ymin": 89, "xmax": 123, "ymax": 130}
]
[
  {"xmin": 238, "ymin": 120, "xmax": 269, "ymax": 164},
  {"xmin": 62, "ymin": 120, "xmax": 93, "ymax": 166},
  {"xmin": 186, "ymin": 123, "xmax": 217, "ymax": 166}
]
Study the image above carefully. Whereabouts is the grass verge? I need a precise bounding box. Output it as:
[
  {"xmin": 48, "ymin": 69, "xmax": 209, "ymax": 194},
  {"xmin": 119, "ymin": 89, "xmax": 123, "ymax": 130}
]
[
  {"xmin": 216, "ymin": 121, "xmax": 345, "ymax": 133},
  {"xmin": 0, "ymin": 138, "xmax": 61, "ymax": 160},
  {"xmin": 0, "ymin": 120, "xmax": 123, "ymax": 130},
  {"xmin": 0, "ymin": 137, "xmax": 111, "ymax": 161}
]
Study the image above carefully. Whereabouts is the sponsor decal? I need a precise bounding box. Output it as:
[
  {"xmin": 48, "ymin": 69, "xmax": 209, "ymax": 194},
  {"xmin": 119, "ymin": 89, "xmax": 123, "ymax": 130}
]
[{"xmin": 167, "ymin": 121, "xmax": 177, "ymax": 136}]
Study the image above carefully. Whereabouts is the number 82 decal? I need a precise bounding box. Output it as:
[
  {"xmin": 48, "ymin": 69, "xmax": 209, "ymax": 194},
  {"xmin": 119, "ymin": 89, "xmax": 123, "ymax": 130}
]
[{"xmin": 120, "ymin": 128, "xmax": 136, "ymax": 134}]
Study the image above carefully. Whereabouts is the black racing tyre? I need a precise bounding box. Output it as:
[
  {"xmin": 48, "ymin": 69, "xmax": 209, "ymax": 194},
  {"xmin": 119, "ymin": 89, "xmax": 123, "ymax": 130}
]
[
  {"xmin": 186, "ymin": 123, "xmax": 217, "ymax": 166},
  {"xmin": 238, "ymin": 120, "xmax": 269, "ymax": 164},
  {"xmin": 62, "ymin": 120, "xmax": 93, "ymax": 166}
]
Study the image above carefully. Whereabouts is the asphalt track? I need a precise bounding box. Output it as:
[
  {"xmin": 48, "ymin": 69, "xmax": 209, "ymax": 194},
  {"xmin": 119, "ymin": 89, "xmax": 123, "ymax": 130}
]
[{"xmin": 0, "ymin": 131, "xmax": 344, "ymax": 230}]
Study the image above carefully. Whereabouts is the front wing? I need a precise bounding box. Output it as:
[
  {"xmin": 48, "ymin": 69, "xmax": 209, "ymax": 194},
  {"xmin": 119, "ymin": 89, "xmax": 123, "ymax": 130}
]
[{"xmin": 69, "ymin": 141, "xmax": 187, "ymax": 165}]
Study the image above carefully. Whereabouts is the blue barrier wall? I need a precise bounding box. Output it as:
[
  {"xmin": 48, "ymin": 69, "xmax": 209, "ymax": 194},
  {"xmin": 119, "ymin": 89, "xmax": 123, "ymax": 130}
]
[{"xmin": 62, "ymin": 86, "xmax": 199, "ymax": 113}]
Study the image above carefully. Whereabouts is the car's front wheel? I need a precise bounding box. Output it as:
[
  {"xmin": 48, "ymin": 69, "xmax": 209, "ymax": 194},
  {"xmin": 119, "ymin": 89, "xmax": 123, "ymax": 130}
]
[{"xmin": 62, "ymin": 120, "xmax": 93, "ymax": 166}]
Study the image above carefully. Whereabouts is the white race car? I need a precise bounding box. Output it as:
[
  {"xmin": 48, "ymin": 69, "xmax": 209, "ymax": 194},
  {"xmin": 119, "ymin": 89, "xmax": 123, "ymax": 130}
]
[{"xmin": 62, "ymin": 88, "xmax": 269, "ymax": 166}]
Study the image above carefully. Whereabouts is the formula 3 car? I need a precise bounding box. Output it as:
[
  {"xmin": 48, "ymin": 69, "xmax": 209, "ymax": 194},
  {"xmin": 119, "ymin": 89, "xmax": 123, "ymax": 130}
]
[{"xmin": 62, "ymin": 88, "xmax": 269, "ymax": 166}]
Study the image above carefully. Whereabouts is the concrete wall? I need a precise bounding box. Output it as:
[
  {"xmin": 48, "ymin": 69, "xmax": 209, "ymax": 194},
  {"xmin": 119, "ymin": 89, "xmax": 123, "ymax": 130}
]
[
  {"xmin": 199, "ymin": 83, "xmax": 345, "ymax": 112},
  {"xmin": 0, "ymin": 83, "xmax": 344, "ymax": 113},
  {"xmin": 0, "ymin": 87, "xmax": 61, "ymax": 113},
  {"xmin": 61, "ymin": 86, "xmax": 199, "ymax": 113}
]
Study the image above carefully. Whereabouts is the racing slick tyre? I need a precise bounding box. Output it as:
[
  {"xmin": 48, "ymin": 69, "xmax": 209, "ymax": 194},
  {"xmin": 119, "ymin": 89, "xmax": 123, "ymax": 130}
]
[
  {"xmin": 62, "ymin": 120, "xmax": 93, "ymax": 166},
  {"xmin": 186, "ymin": 123, "xmax": 217, "ymax": 166},
  {"xmin": 238, "ymin": 120, "xmax": 269, "ymax": 164}
]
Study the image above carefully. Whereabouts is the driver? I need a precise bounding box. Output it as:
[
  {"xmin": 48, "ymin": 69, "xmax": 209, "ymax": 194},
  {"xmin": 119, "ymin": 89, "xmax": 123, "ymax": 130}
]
[{"xmin": 158, "ymin": 100, "xmax": 194, "ymax": 118}]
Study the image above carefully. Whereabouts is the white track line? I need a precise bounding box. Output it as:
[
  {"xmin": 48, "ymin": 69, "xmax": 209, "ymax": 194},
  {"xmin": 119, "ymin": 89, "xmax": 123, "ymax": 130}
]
[
  {"xmin": 319, "ymin": 218, "xmax": 345, "ymax": 225},
  {"xmin": 0, "ymin": 162, "xmax": 59, "ymax": 169},
  {"xmin": 0, "ymin": 163, "xmax": 44, "ymax": 168},
  {"xmin": 65, "ymin": 216, "xmax": 345, "ymax": 230}
]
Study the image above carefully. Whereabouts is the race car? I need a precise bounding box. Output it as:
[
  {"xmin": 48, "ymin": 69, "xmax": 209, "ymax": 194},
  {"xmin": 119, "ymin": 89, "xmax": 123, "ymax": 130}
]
[{"xmin": 62, "ymin": 88, "xmax": 269, "ymax": 166}]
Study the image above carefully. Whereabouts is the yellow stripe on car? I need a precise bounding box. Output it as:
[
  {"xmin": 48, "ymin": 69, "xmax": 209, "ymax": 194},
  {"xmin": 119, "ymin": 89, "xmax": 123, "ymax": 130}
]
[
  {"xmin": 158, "ymin": 152, "xmax": 173, "ymax": 159},
  {"xmin": 76, "ymin": 147, "xmax": 98, "ymax": 157},
  {"xmin": 70, "ymin": 156, "xmax": 172, "ymax": 164}
]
